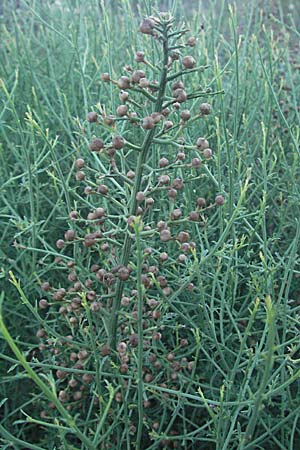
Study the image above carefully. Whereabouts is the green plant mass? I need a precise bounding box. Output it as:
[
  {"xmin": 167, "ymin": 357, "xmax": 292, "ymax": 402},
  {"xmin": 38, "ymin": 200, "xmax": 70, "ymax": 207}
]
[{"xmin": 0, "ymin": 1, "xmax": 299, "ymax": 449}]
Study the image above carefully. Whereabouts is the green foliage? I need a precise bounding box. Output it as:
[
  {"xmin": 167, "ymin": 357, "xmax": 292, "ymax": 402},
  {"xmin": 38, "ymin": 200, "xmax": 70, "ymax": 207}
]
[{"xmin": 0, "ymin": 1, "xmax": 300, "ymax": 449}]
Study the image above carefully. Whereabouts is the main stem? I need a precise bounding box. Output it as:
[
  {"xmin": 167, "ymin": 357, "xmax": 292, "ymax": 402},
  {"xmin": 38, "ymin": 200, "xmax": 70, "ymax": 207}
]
[
  {"xmin": 135, "ymin": 220, "xmax": 144, "ymax": 449},
  {"xmin": 108, "ymin": 26, "xmax": 170, "ymax": 350}
]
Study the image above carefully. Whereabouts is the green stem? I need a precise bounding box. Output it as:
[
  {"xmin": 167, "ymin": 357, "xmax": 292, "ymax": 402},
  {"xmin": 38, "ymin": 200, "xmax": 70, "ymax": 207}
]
[
  {"xmin": 108, "ymin": 23, "xmax": 170, "ymax": 350},
  {"xmin": 82, "ymin": 293, "xmax": 101, "ymax": 398},
  {"xmin": 0, "ymin": 424, "xmax": 46, "ymax": 450},
  {"xmin": 92, "ymin": 383, "xmax": 116, "ymax": 446},
  {"xmin": 134, "ymin": 218, "xmax": 145, "ymax": 449},
  {"xmin": 239, "ymin": 296, "xmax": 276, "ymax": 449},
  {"xmin": 0, "ymin": 293, "xmax": 95, "ymax": 450},
  {"xmin": 166, "ymin": 65, "xmax": 209, "ymax": 81}
]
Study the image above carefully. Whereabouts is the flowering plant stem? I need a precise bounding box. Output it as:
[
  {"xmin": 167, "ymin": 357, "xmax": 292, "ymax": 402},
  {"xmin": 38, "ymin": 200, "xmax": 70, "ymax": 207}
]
[
  {"xmin": 134, "ymin": 217, "xmax": 145, "ymax": 449},
  {"xmin": 108, "ymin": 23, "xmax": 170, "ymax": 350}
]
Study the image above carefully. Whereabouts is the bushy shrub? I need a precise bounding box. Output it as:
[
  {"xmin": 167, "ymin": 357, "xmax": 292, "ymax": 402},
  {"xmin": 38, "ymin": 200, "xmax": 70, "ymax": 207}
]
[{"xmin": 2, "ymin": 5, "xmax": 299, "ymax": 450}]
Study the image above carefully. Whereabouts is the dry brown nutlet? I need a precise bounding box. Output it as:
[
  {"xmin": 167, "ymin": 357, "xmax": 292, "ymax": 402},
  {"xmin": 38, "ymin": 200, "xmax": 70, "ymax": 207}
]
[
  {"xmin": 117, "ymin": 342, "xmax": 127, "ymax": 353},
  {"xmin": 139, "ymin": 18, "xmax": 155, "ymax": 35},
  {"xmin": 152, "ymin": 310, "xmax": 161, "ymax": 319},
  {"xmin": 172, "ymin": 80, "xmax": 184, "ymax": 90},
  {"xmin": 200, "ymin": 102, "xmax": 212, "ymax": 115},
  {"xmin": 139, "ymin": 77, "xmax": 150, "ymax": 88},
  {"xmin": 144, "ymin": 373, "xmax": 153, "ymax": 382},
  {"xmin": 101, "ymin": 344, "xmax": 111, "ymax": 357},
  {"xmin": 180, "ymin": 338, "xmax": 188, "ymax": 347},
  {"xmin": 182, "ymin": 55, "xmax": 196, "ymax": 69},
  {"xmin": 191, "ymin": 157, "xmax": 201, "ymax": 167},
  {"xmin": 73, "ymin": 391, "xmax": 82, "ymax": 401},
  {"xmin": 107, "ymin": 147, "xmax": 116, "ymax": 157},
  {"xmin": 68, "ymin": 378, "xmax": 78, "ymax": 387},
  {"xmin": 160, "ymin": 229, "xmax": 171, "ymax": 242},
  {"xmin": 178, "ymin": 254, "xmax": 187, "ymax": 263},
  {"xmin": 173, "ymin": 88, "xmax": 187, "ymax": 103},
  {"xmin": 180, "ymin": 109, "xmax": 191, "ymax": 121},
  {"xmin": 135, "ymin": 51, "xmax": 145, "ymax": 63},
  {"xmin": 89, "ymin": 138, "xmax": 104, "ymax": 152},
  {"xmin": 157, "ymin": 221, "xmax": 167, "ymax": 230},
  {"xmin": 131, "ymin": 70, "xmax": 146, "ymax": 83},
  {"xmin": 126, "ymin": 170, "xmax": 135, "ymax": 179},
  {"xmin": 90, "ymin": 301, "xmax": 101, "ymax": 312},
  {"xmin": 187, "ymin": 36, "xmax": 197, "ymax": 47},
  {"xmin": 118, "ymin": 267, "xmax": 130, "ymax": 281},
  {"xmin": 196, "ymin": 137, "xmax": 209, "ymax": 149},
  {"xmin": 117, "ymin": 76, "xmax": 131, "ymax": 90},
  {"xmin": 87, "ymin": 290, "xmax": 96, "ymax": 301},
  {"xmin": 158, "ymin": 174, "xmax": 170, "ymax": 185},
  {"xmin": 97, "ymin": 184, "xmax": 109, "ymax": 195},
  {"xmin": 142, "ymin": 116, "xmax": 155, "ymax": 130},
  {"xmin": 36, "ymin": 328, "xmax": 47, "ymax": 338},
  {"xmin": 147, "ymin": 298, "xmax": 158, "ymax": 308},
  {"xmin": 136, "ymin": 191, "xmax": 145, "ymax": 202},
  {"xmin": 177, "ymin": 151, "xmax": 185, "ymax": 160},
  {"xmin": 101, "ymin": 72, "xmax": 110, "ymax": 82},
  {"xmin": 78, "ymin": 349, "xmax": 89, "ymax": 360},
  {"xmin": 56, "ymin": 369, "xmax": 68, "ymax": 380},
  {"xmin": 119, "ymin": 90, "xmax": 129, "ymax": 102},
  {"xmin": 41, "ymin": 282, "xmax": 51, "ymax": 291},
  {"xmin": 103, "ymin": 115, "xmax": 115, "ymax": 126},
  {"xmin": 87, "ymin": 111, "xmax": 98, "ymax": 123},
  {"xmin": 203, "ymin": 148, "xmax": 213, "ymax": 159},
  {"xmin": 101, "ymin": 243, "xmax": 109, "ymax": 252},
  {"xmin": 112, "ymin": 135, "xmax": 125, "ymax": 149},
  {"xmin": 151, "ymin": 112, "xmax": 162, "ymax": 124},
  {"xmin": 172, "ymin": 178, "xmax": 184, "ymax": 190},
  {"xmin": 64, "ymin": 230, "xmax": 76, "ymax": 242},
  {"xmin": 121, "ymin": 296, "xmax": 130, "ymax": 306},
  {"xmin": 168, "ymin": 189, "xmax": 178, "ymax": 200},
  {"xmin": 116, "ymin": 105, "xmax": 128, "ymax": 116},
  {"xmin": 129, "ymin": 112, "xmax": 138, "ymax": 124},
  {"xmin": 59, "ymin": 306, "xmax": 67, "ymax": 315},
  {"xmin": 53, "ymin": 288, "xmax": 66, "ymax": 301},
  {"xmin": 197, "ymin": 197, "xmax": 206, "ymax": 207},
  {"xmin": 161, "ymin": 107, "xmax": 170, "ymax": 117},
  {"xmin": 177, "ymin": 231, "xmax": 190, "ymax": 243},
  {"xmin": 129, "ymin": 333, "xmax": 138, "ymax": 347},
  {"xmin": 153, "ymin": 332, "xmax": 162, "ymax": 341},
  {"xmin": 164, "ymin": 120, "xmax": 173, "ymax": 130},
  {"xmin": 171, "ymin": 208, "xmax": 182, "ymax": 220},
  {"xmin": 58, "ymin": 390, "xmax": 69, "ymax": 402},
  {"xmin": 159, "ymin": 157, "xmax": 169, "ymax": 168},
  {"xmin": 146, "ymin": 197, "xmax": 154, "ymax": 206},
  {"xmin": 75, "ymin": 171, "xmax": 85, "ymax": 181},
  {"xmin": 189, "ymin": 210, "xmax": 199, "ymax": 221},
  {"xmin": 159, "ymin": 252, "xmax": 168, "ymax": 262},
  {"xmin": 119, "ymin": 363, "xmax": 129, "ymax": 374},
  {"xmin": 75, "ymin": 158, "xmax": 85, "ymax": 169},
  {"xmin": 84, "ymin": 186, "xmax": 92, "ymax": 195},
  {"xmin": 82, "ymin": 373, "xmax": 93, "ymax": 384},
  {"xmin": 94, "ymin": 207, "xmax": 105, "ymax": 218},
  {"xmin": 170, "ymin": 51, "xmax": 180, "ymax": 61},
  {"xmin": 56, "ymin": 239, "xmax": 65, "ymax": 249},
  {"xmin": 215, "ymin": 195, "xmax": 225, "ymax": 206},
  {"xmin": 87, "ymin": 212, "xmax": 96, "ymax": 221},
  {"xmin": 84, "ymin": 236, "xmax": 96, "ymax": 247}
]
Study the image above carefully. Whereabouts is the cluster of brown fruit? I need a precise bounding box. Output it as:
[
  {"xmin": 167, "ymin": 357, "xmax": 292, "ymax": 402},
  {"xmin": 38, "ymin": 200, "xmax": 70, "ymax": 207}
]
[{"xmin": 36, "ymin": 12, "xmax": 225, "ymax": 448}]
